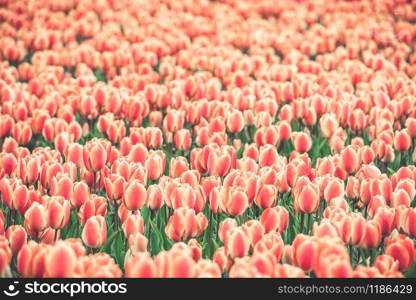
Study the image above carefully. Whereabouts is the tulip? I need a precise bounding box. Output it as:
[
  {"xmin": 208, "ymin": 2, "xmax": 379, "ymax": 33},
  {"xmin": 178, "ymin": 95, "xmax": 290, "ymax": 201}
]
[
  {"xmin": 258, "ymin": 145, "xmax": 279, "ymax": 167},
  {"xmin": 213, "ymin": 247, "xmax": 232, "ymax": 273},
  {"xmin": 218, "ymin": 218, "xmax": 239, "ymax": 245},
  {"xmin": 122, "ymin": 214, "xmax": 145, "ymax": 237},
  {"xmin": 128, "ymin": 233, "xmax": 148, "ymax": 254},
  {"xmin": 255, "ymin": 184, "xmax": 277, "ymax": 209},
  {"xmin": 211, "ymin": 186, "xmax": 249, "ymax": 216},
  {"xmin": 292, "ymin": 235, "xmax": 317, "ymax": 272},
  {"xmin": 394, "ymin": 129, "xmax": 411, "ymax": 152},
  {"xmin": 373, "ymin": 207, "xmax": 396, "ymax": 236},
  {"xmin": 145, "ymin": 151, "xmax": 165, "ymax": 180},
  {"xmin": 71, "ymin": 181, "xmax": 90, "ymax": 209},
  {"xmin": 125, "ymin": 253, "xmax": 157, "ymax": 278},
  {"xmin": 253, "ymin": 232, "xmax": 284, "ymax": 263},
  {"xmin": 225, "ymin": 228, "xmax": 250, "ymax": 259},
  {"xmin": 13, "ymin": 121, "xmax": 32, "ymax": 145},
  {"xmin": 17, "ymin": 241, "xmax": 47, "ymax": 277},
  {"xmin": 359, "ymin": 221, "xmax": 381, "ymax": 249},
  {"xmin": 46, "ymin": 196, "xmax": 71, "ymax": 230},
  {"xmin": 226, "ymin": 110, "xmax": 245, "ymax": 133},
  {"xmin": 165, "ymin": 207, "xmax": 207, "ymax": 242},
  {"xmin": 106, "ymin": 120, "xmax": 126, "ymax": 143},
  {"xmin": 0, "ymin": 211, "xmax": 4, "ymax": 236},
  {"xmin": 341, "ymin": 146, "xmax": 359, "ymax": 173},
  {"xmin": 82, "ymin": 215, "xmax": 107, "ymax": 248},
  {"xmin": 291, "ymin": 132, "xmax": 312, "ymax": 153},
  {"xmin": 123, "ymin": 180, "xmax": 146, "ymax": 211},
  {"xmin": 174, "ymin": 129, "xmax": 192, "ymax": 151},
  {"xmin": 0, "ymin": 153, "xmax": 17, "ymax": 176},
  {"xmin": 24, "ymin": 202, "xmax": 47, "ymax": 233},
  {"xmin": 45, "ymin": 242, "xmax": 77, "ymax": 277},
  {"xmin": 6, "ymin": 225, "xmax": 28, "ymax": 256},
  {"xmin": 374, "ymin": 255, "xmax": 400, "ymax": 276},
  {"xmin": 169, "ymin": 157, "xmax": 189, "ymax": 178},
  {"xmin": 385, "ymin": 234, "xmax": 415, "ymax": 271},
  {"xmin": 207, "ymin": 150, "xmax": 231, "ymax": 177},
  {"xmin": 259, "ymin": 206, "xmax": 289, "ymax": 234},
  {"xmin": 83, "ymin": 142, "xmax": 107, "ymax": 172},
  {"xmin": 104, "ymin": 174, "xmax": 125, "ymax": 203},
  {"xmin": 294, "ymin": 183, "xmax": 320, "ymax": 213},
  {"xmin": 78, "ymin": 195, "xmax": 107, "ymax": 226},
  {"xmin": 146, "ymin": 184, "xmax": 164, "ymax": 210},
  {"xmin": 403, "ymin": 207, "xmax": 416, "ymax": 238}
]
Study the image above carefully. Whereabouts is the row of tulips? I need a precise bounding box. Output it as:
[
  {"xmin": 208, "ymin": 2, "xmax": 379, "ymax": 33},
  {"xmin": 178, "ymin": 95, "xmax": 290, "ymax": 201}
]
[{"xmin": 0, "ymin": 0, "xmax": 416, "ymax": 277}]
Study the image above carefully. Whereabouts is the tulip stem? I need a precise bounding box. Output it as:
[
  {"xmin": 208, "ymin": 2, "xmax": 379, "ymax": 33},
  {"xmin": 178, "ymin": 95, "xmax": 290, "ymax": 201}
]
[
  {"xmin": 208, "ymin": 210, "xmax": 213, "ymax": 257},
  {"xmin": 114, "ymin": 202, "xmax": 119, "ymax": 229},
  {"xmin": 7, "ymin": 208, "xmax": 12, "ymax": 228},
  {"xmin": 215, "ymin": 213, "xmax": 220, "ymax": 242},
  {"xmin": 369, "ymin": 249, "xmax": 375, "ymax": 265},
  {"xmin": 11, "ymin": 209, "xmax": 16, "ymax": 226},
  {"xmin": 306, "ymin": 213, "xmax": 311, "ymax": 235},
  {"xmin": 54, "ymin": 229, "xmax": 59, "ymax": 242},
  {"xmin": 300, "ymin": 213, "xmax": 304, "ymax": 234}
]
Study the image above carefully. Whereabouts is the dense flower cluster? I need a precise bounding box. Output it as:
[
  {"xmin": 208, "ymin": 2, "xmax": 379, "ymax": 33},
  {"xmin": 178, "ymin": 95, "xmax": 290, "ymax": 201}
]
[{"xmin": 0, "ymin": 0, "xmax": 415, "ymax": 278}]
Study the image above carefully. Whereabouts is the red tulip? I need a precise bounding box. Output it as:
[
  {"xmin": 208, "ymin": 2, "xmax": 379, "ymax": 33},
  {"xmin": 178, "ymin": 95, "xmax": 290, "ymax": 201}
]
[
  {"xmin": 145, "ymin": 151, "xmax": 165, "ymax": 180},
  {"xmin": 83, "ymin": 142, "xmax": 107, "ymax": 172},
  {"xmin": 24, "ymin": 202, "xmax": 47, "ymax": 233},
  {"xmin": 341, "ymin": 146, "xmax": 359, "ymax": 173},
  {"xmin": 46, "ymin": 196, "xmax": 71, "ymax": 230},
  {"xmin": 174, "ymin": 129, "xmax": 192, "ymax": 151},
  {"xmin": 123, "ymin": 180, "xmax": 146, "ymax": 211},
  {"xmin": 394, "ymin": 129, "xmax": 411, "ymax": 152},
  {"xmin": 82, "ymin": 215, "xmax": 107, "ymax": 248},
  {"xmin": 385, "ymin": 234, "xmax": 415, "ymax": 271},
  {"xmin": 104, "ymin": 174, "xmax": 125, "ymax": 203},
  {"xmin": 71, "ymin": 181, "xmax": 90, "ymax": 209},
  {"xmin": 225, "ymin": 228, "xmax": 250, "ymax": 259},
  {"xmin": 294, "ymin": 182, "xmax": 320, "ymax": 213},
  {"xmin": 122, "ymin": 214, "xmax": 145, "ymax": 237},
  {"xmin": 78, "ymin": 195, "xmax": 107, "ymax": 226},
  {"xmin": 6, "ymin": 225, "xmax": 27, "ymax": 255},
  {"xmin": 45, "ymin": 242, "xmax": 77, "ymax": 277},
  {"xmin": 165, "ymin": 207, "xmax": 207, "ymax": 242},
  {"xmin": 255, "ymin": 184, "xmax": 277, "ymax": 209},
  {"xmin": 125, "ymin": 252, "xmax": 157, "ymax": 278},
  {"xmin": 128, "ymin": 233, "xmax": 148, "ymax": 254},
  {"xmin": 169, "ymin": 157, "xmax": 189, "ymax": 178},
  {"xmin": 259, "ymin": 206, "xmax": 289, "ymax": 234},
  {"xmin": 291, "ymin": 132, "xmax": 312, "ymax": 153},
  {"xmin": 146, "ymin": 184, "xmax": 164, "ymax": 210},
  {"xmin": 359, "ymin": 221, "xmax": 381, "ymax": 249},
  {"xmin": 226, "ymin": 110, "xmax": 245, "ymax": 133}
]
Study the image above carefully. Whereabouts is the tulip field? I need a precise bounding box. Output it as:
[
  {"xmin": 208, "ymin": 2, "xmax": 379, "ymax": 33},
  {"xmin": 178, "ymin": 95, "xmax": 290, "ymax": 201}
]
[{"xmin": 0, "ymin": 0, "xmax": 416, "ymax": 279}]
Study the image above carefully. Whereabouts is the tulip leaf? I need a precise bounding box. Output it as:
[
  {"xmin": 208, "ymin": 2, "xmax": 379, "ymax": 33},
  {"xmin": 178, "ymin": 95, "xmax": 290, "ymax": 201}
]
[
  {"xmin": 100, "ymin": 230, "xmax": 119, "ymax": 253},
  {"xmin": 149, "ymin": 219, "xmax": 165, "ymax": 254},
  {"xmin": 406, "ymin": 263, "xmax": 416, "ymax": 278}
]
